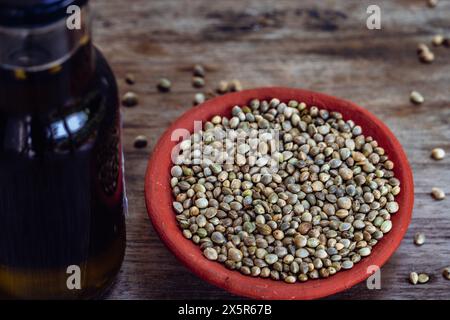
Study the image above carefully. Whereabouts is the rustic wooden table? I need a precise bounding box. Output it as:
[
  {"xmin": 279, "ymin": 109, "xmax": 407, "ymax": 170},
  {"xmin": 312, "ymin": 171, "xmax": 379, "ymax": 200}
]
[{"xmin": 93, "ymin": 0, "xmax": 450, "ymax": 299}]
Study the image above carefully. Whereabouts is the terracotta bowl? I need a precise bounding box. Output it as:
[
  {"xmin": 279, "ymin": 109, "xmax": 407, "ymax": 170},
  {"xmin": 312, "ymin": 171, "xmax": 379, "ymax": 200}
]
[{"xmin": 144, "ymin": 87, "xmax": 414, "ymax": 300}]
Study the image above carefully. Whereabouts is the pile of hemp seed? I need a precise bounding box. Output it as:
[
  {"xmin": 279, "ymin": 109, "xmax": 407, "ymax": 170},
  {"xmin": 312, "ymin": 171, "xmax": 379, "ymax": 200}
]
[{"xmin": 170, "ymin": 98, "xmax": 400, "ymax": 283}]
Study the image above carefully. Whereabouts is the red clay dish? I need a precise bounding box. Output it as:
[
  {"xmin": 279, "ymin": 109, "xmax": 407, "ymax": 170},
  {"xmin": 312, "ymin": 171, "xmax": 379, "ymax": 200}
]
[{"xmin": 144, "ymin": 87, "xmax": 414, "ymax": 300}]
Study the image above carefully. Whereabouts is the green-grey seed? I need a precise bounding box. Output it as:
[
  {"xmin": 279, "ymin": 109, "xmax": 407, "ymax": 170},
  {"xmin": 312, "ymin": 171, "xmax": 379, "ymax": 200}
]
[
  {"xmin": 442, "ymin": 267, "xmax": 450, "ymax": 280},
  {"xmin": 418, "ymin": 273, "xmax": 429, "ymax": 284},
  {"xmin": 265, "ymin": 254, "xmax": 278, "ymax": 265},
  {"xmin": 410, "ymin": 91, "xmax": 424, "ymax": 105},
  {"xmin": 203, "ymin": 247, "xmax": 218, "ymax": 260},
  {"xmin": 122, "ymin": 92, "xmax": 138, "ymax": 107},
  {"xmin": 157, "ymin": 78, "xmax": 171, "ymax": 92},
  {"xmin": 307, "ymin": 238, "xmax": 320, "ymax": 248},
  {"xmin": 380, "ymin": 220, "xmax": 393, "ymax": 233},
  {"xmin": 195, "ymin": 198, "xmax": 209, "ymax": 209},
  {"xmin": 243, "ymin": 221, "xmax": 256, "ymax": 233},
  {"xmin": 414, "ymin": 232, "xmax": 425, "ymax": 246},
  {"xmin": 171, "ymin": 166, "xmax": 183, "ymax": 177},
  {"xmin": 385, "ymin": 202, "xmax": 399, "ymax": 214}
]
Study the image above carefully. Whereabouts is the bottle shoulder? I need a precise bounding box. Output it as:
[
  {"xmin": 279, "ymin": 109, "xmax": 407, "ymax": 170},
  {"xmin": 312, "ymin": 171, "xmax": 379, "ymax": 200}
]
[{"xmin": 0, "ymin": 48, "xmax": 120, "ymax": 157}]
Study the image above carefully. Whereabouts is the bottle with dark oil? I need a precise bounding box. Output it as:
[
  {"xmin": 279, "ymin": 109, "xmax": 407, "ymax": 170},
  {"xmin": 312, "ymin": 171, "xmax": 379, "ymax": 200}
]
[{"xmin": 0, "ymin": 0, "xmax": 126, "ymax": 299}]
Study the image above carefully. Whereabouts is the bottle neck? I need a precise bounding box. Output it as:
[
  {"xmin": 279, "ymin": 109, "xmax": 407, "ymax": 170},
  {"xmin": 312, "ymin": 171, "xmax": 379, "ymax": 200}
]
[
  {"xmin": 0, "ymin": 4, "xmax": 92, "ymax": 72},
  {"xmin": 0, "ymin": 5, "xmax": 96, "ymax": 113}
]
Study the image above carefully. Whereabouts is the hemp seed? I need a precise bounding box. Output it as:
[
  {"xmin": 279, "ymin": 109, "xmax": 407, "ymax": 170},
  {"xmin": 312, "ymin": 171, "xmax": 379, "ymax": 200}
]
[
  {"xmin": 171, "ymin": 98, "xmax": 400, "ymax": 283},
  {"xmin": 157, "ymin": 78, "xmax": 172, "ymax": 92},
  {"xmin": 192, "ymin": 76, "xmax": 205, "ymax": 88},
  {"xmin": 432, "ymin": 34, "xmax": 444, "ymax": 46},
  {"xmin": 193, "ymin": 64, "xmax": 206, "ymax": 77},
  {"xmin": 431, "ymin": 148, "xmax": 445, "ymax": 160},
  {"xmin": 133, "ymin": 135, "xmax": 148, "ymax": 149},
  {"xmin": 431, "ymin": 187, "xmax": 445, "ymax": 200},
  {"xmin": 122, "ymin": 92, "xmax": 138, "ymax": 107},
  {"xmin": 410, "ymin": 91, "xmax": 424, "ymax": 105},
  {"xmin": 418, "ymin": 273, "xmax": 429, "ymax": 284},
  {"xmin": 414, "ymin": 232, "xmax": 426, "ymax": 246},
  {"xmin": 443, "ymin": 267, "xmax": 450, "ymax": 280},
  {"xmin": 409, "ymin": 272, "xmax": 419, "ymax": 285},
  {"xmin": 194, "ymin": 93, "xmax": 206, "ymax": 106}
]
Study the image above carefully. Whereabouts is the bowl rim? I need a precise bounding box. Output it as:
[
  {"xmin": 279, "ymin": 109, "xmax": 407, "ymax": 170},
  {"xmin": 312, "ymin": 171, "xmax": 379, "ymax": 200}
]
[{"xmin": 144, "ymin": 87, "xmax": 414, "ymax": 300}]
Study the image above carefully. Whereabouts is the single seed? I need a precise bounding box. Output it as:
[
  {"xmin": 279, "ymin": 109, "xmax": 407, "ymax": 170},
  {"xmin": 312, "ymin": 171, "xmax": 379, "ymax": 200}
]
[
  {"xmin": 228, "ymin": 248, "xmax": 243, "ymax": 262},
  {"xmin": 432, "ymin": 34, "xmax": 444, "ymax": 46},
  {"xmin": 414, "ymin": 232, "xmax": 426, "ymax": 246},
  {"xmin": 419, "ymin": 50, "xmax": 434, "ymax": 63},
  {"xmin": 195, "ymin": 198, "xmax": 208, "ymax": 209},
  {"xmin": 171, "ymin": 166, "xmax": 183, "ymax": 177},
  {"xmin": 380, "ymin": 220, "xmax": 393, "ymax": 233},
  {"xmin": 417, "ymin": 43, "xmax": 429, "ymax": 54},
  {"xmin": 265, "ymin": 254, "xmax": 278, "ymax": 265},
  {"xmin": 229, "ymin": 79, "xmax": 243, "ymax": 92},
  {"xmin": 194, "ymin": 93, "xmax": 206, "ymax": 106},
  {"xmin": 193, "ymin": 64, "xmax": 205, "ymax": 77},
  {"xmin": 157, "ymin": 78, "xmax": 171, "ymax": 92},
  {"xmin": 410, "ymin": 91, "xmax": 424, "ymax": 105},
  {"xmin": 418, "ymin": 273, "xmax": 429, "ymax": 284},
  {"xmin": 122, "ymin": 92, "xmax": 138, "ymax": 107},
  {"xmin": 431, "ymin": 187, "xmax": 445, "ymax": 200},
  {"xmin": 442, "ymin": 267, "xmax": 450, "ymax": 280},
  {"xmin": 170, "ymin": 97, "xmax": 400, "ymax": 283},
  {"xmin": 125, "ymin": 73, "xmax": 135, "ymax": 85},
  {"xmin": 192, "ymin": 76, "xmax": 205, "ymax": 88},
  {"xmin": 444, "ymin": 38, "xmax": 450, "ymax": 47},
  {"xmin": 431, "ymin": 148, "xmax": 445, "ymax": 160},
  {"xmin": 217, "ymin": 81, "xmax": 229, "ymax": 94},
  {"xmin": 427, "ymin": 0, "xmax": 438, "ymax": 8},
  {"xmin": 134, "ymin": 135, "xmax": 148, "ymax": 149},
  {"xmin": 409, "ymin": 272, "xmax": 419, "ymax": 285},
  {"xmin": 203, "ymin": 247, "xmax": 218, "ymax": 260}
]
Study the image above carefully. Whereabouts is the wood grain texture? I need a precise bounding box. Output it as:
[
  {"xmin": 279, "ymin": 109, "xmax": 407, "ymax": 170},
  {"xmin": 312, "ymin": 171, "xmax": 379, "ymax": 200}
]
[{"xmin": 91, "ymin": 0, "xmax": 450, "ymax": 300}]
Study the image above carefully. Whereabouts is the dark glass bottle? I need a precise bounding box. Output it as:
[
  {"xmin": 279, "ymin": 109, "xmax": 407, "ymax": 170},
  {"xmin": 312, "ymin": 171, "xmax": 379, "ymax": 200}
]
[{"xmin": 0, "ymin": 0, "xmax": 126, "ymax": 299}]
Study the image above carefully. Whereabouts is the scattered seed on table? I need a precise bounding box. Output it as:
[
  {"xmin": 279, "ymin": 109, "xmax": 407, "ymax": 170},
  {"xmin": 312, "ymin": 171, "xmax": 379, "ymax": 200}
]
[
  {"xmin": 418, "ymin": 273, "xmax": 429, "ymax": 284},
  {"xmin": 193, "ymin": 64, "xmax": 205, "ymax": 77},
  {"xmin": 121, "ymin": 91, "xmax": 138, "ymax": 107},
  {"xmin": 432, "ymin": 34, "xmax": 444, "ymax": 46},
  {"xmin": 417, "ymin": 43, "xmax": 429, "ymax": 54},
  {"xmin": 125, "ymin": 73, "xmax": 135, "ymax": 85},
  {"xmin": 409, "ymin": 272, "xmax": 419, "ymax": 285},
  {"xmin": 419, "ymin": 50, "xmax": 435, "ymax": 63},
  {"xmin": 229, "ymin": 79, "xmax": 243, "ymax": 92},
  {"xmin": 427, "ymin": 0, "xmax": 438, "ymax": 8},
  {"xmin": 431, "ymin": 187, "xmax": 445, "ymax": 200},
  {"xmin": 417, "ymin": 44, "xmax": 435, "ymax": 63},
  {"xmin": 134, "ymin": 135, "xmax": 148, "ymax": 149},
  {"xmin": 157, "ymin": 78, "xmax": 172, "ymax": 92},
  {"xmin": 431, "ymin": 148, "xmax": 445, "ymax": 160},
  {"xmin": 410, "ymin": 91, "xmax": 424, "ymax": 105},
  {"xmin": 193, "ymin": 93, "xmax": 206, "ymax": 106},
  {"xmin": 216, "ymin": 81, "xmax": 229, "ymax": 94},
  {"xmin": 414, "ymin": 232, "xmax": 426, "ymax": 246},
  {"xmin": 443, "ymin": 267, "xmax": 450, "ymax": 280},
  {"xmin": 192, "ymin": 76, "xmax": 205, "ymax": 88}
]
